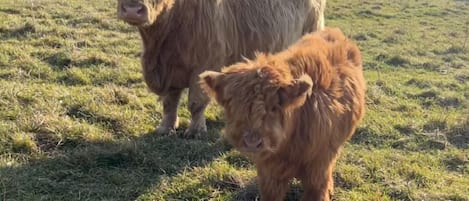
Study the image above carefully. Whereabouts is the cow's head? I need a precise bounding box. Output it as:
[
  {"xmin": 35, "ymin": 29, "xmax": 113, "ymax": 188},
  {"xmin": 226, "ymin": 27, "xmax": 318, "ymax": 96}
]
[
  {"xmin": 117, "ymin": 0, "xmax": 173, "ymax": 26},
  {"xmin": 200, "ymin": 59, "xmax": 312, "ymax": 158}
]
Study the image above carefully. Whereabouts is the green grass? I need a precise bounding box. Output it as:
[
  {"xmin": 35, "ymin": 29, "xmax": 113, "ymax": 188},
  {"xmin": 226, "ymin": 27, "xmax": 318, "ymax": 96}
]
[{"xmin": 0, "ymin": 0, "xmax": 468, "ymax": 200}]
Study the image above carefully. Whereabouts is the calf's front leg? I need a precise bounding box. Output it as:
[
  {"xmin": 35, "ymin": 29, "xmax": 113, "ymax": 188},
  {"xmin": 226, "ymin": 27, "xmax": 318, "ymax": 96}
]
[
  {"xmin": 258, "ymin": 174, "xmax": 290, "ymax": 201},
  {"xmin": 301, "ymin": 160, "xmax": 336, "ymax": 201}
]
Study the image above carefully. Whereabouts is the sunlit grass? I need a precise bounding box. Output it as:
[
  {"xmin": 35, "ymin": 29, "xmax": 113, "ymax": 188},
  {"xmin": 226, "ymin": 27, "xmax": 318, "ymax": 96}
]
[{"xmin": 0, "ymin": 0, "xmax": 468, "ymax": 200}]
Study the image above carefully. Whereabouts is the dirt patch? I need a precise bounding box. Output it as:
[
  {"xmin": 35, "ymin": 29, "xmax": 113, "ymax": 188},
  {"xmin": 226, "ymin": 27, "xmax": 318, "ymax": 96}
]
[{"xmin": 385, "ymin": 55, "xmax": 410, "ymax": 67}]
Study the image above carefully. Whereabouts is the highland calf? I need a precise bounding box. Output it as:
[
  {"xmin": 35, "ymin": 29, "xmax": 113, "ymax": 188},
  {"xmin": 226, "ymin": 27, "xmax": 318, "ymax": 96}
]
[
  {"xmin": 117, "ymin": 0, "xmax": 327, "ymax": 137},
  {"xmin": 200, "ymin": 28, "xmax": 366, "ymax": 201}
]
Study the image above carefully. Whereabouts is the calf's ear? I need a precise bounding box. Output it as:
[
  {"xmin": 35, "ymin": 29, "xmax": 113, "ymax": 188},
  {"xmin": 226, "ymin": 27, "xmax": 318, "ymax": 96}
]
[
  {"xmin": 199, "ymin": 71, "xmax": 225, "ymax": 102},
  {"xmin": 278, "ymin": 74, "xmax": 313, "ymax": 109}
]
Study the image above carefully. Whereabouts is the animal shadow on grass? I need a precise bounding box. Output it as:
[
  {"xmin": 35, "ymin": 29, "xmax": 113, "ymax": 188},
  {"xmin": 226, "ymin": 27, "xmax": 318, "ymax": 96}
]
[
  {"xmin": 229, "ymin": 181, "xmax": 304, "ymax": 201},
  {"xmin": 0, "ymin": 120, "xmax": 230, "ymax": 201},
  {"xmin": 0, "ymin": 23, "xmax": 37, "ymax": 40},
  {"xmin": 166, "ymin": 147, "xmax": 307, "ymax": 201},
  {"xmin": 225, "ymin": 172, "xmax": 351, "ymax": 200},
  {"xmin": 446, "ymin": 118, "xmax": 469, "ymax": 150},
  {"xmin": 165, "ymin": 173, "xmax": 305, "ymax": 201}
]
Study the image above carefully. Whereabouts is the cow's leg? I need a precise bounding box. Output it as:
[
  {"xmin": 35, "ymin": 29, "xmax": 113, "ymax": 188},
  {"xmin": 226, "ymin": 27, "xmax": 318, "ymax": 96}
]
[
  {"xmin": 258, "ymin": 174, "xmax": 289, "ymax": 201},
  {"xmin": 184, "ymin": 75, "xmax": 209, "ymax": 138},
  {"xmin": 155, "ymin": 89, "xmax": 182, "ymax": 135},
  {"xmin": 304, "ymin": 0, "xmax": 326, "ymax": 33},
  {"xmin": 315, "ymin": 0, "xmax": 326, "ymax": 31}
]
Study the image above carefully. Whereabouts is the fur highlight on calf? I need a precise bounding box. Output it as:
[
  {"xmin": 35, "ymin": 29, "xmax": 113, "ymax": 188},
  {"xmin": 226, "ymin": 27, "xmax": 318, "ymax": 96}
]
[
  {"xmin": 117, "ymin": 0, "xmax": 327, "ymax": 137},
  {"xmin": 200, "ymin": 27, "xmax": 366, "ymax": 201}
]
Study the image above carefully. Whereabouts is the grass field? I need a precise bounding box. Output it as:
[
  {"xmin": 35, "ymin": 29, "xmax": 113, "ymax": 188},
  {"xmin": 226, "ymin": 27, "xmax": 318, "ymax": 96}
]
[{"xmin": 0, "ymin": 0, "xmax": 468, "ymax": 200}]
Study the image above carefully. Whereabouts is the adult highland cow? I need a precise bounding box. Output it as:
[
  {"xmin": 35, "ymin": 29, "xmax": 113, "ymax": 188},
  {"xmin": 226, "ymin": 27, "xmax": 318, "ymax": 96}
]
[
  {"xmin": 117, "ymin": 0, "xmax": 326, "ymax": 137},
  {"xmin": 200, "ymin": 28, "xmax": 366, "ymax": 201}
]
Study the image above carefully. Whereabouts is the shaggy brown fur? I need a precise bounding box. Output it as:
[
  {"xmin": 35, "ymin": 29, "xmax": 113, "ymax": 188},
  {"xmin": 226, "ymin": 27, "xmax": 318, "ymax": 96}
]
[
  {"xmin": 200, "ymin": 27, "xmax": 366, "ymax": 201},
  {"xmin": 117, "ymin": 0, "xmax": 327, "ymax": 137}
]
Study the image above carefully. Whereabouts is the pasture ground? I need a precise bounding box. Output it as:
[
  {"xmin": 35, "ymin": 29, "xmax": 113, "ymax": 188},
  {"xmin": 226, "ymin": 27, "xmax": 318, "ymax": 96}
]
[{"xmin": 0, "ymin": 0, "xmax": 468, "ymax": 200}]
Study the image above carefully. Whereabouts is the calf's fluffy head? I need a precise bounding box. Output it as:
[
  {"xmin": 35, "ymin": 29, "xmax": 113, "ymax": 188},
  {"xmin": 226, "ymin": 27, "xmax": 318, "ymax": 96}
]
[{"xmin": 200, "ymin": 60, "xmax": 312, "ymax": 156}]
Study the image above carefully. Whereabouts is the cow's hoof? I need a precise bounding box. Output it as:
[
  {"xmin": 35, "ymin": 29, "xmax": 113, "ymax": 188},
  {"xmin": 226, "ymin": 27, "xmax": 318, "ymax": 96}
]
[
  {"xmin": 155, "ymin": 126, "xmax": 176, "ymax": 136},
  {"xmin": 183, "ymin": 127, "xmax": 207, "ymax": 139}
]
